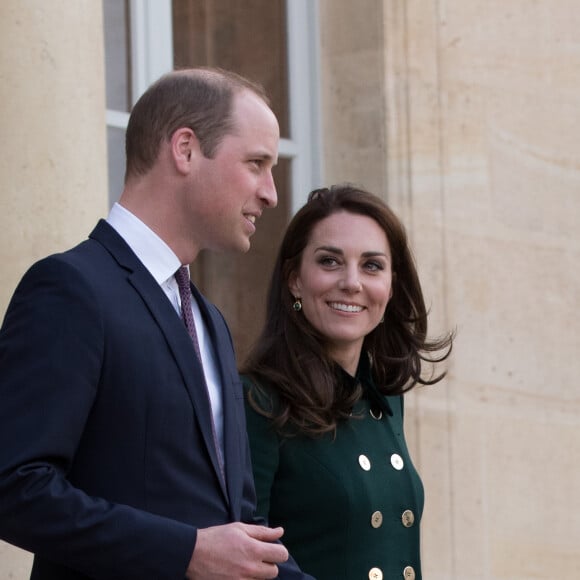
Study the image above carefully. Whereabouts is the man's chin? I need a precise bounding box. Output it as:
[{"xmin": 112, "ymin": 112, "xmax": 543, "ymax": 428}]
[{"xmin": 222, "ymin": 238, "xmax": 251, "ymax": 254}]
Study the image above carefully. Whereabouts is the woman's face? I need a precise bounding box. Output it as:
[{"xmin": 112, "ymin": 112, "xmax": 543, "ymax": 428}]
[{"xmin": 289, "ymin": 211, "xmax": 393, "ymax": 369}]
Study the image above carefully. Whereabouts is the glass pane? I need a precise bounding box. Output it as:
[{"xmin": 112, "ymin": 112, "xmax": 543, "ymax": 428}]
[
  {"xmin": 172, "ymin": 0, "xmax": 289, "ymax": 138},
  {"xmin": 103, "ymin": 0, "xmax": 132, "ymax": 112},
  {"xmin": 107, "ymin": 126, "xmax": 126, "ymax": 206},
  {"xmin": 172, "ymin": 0, "xmax": 291, "ymax": 361}
]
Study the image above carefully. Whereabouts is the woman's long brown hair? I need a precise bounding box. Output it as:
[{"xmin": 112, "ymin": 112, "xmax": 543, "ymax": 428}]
[{"xmin": 241, "ymin": 184, "xmax": 453, "ymax": 437}]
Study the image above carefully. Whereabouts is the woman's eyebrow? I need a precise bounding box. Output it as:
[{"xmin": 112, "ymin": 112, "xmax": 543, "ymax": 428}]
[
  {"xmin": 314, "ymin": 246, "xmax": 389, "ymax": 258},
  {"xmin": 314, "ymin": 245, "xmax": 343, "ymax": 254}
]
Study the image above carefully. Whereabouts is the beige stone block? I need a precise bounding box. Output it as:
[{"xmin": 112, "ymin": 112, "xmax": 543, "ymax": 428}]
[
  {"xmin": 446, "ymin": 399, "xmax": 489, "ymax": 578},
  {"xmin": 486, "ymin": 411, "xmax": 580, "ymax": 578},
  {"xmin": 418, "ymin": 380, "xmax": 580, "ymax": 580},
  {"xmin": 445, "ymin": 231, "xmax": 580, "ymax": 397},
  {"xmin": 0, "ymin": 2, "xmax": 107, "ymax": 577},
  {"xmin": 406, "ymin": 385, "xmax": 456, "ymax": 578},
  {"xmin": 319, "ymin": 0, "xmax": 387, "ymax": 195},
  {"xmin": 0, "ymin": 0, "xmax": 108, "ymax": 314}
]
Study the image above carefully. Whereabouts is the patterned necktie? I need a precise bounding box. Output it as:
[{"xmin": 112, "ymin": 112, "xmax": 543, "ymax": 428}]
[
  {"xmin": 174, "ymin": 266, "xmax": 203, "ymax": 361},
  {"xmin": 174, "ymin": 266, "xmax": 225, "ymax": 479}
]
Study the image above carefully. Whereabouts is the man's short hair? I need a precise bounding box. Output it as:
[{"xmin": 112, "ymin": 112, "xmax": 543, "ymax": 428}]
[{"xmin": 125, "ymin": 67, "xmax": 269, "ymax": 180}]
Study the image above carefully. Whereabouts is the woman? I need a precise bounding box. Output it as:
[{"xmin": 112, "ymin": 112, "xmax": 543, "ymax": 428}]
[{"xmin": 241, "ymin": 184, "xmax": 453, "ymax": 580}]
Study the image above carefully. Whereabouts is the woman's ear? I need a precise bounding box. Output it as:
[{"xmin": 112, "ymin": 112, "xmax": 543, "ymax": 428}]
[{"xmin": 288, "ymin": 271, "xmax": 301, "ymax": 297}]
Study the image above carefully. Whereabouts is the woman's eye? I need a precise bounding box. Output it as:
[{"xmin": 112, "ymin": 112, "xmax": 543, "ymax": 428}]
[
  {"xmin": 365, "ymin": 261, "xmax": 384, "ymax": 272},
  {"xmin": 319, "ymin": 256, "xmax": 338, "ymax": 267}
]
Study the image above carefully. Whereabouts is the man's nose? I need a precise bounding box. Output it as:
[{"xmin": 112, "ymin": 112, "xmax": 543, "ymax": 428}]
[{"xmin": 259, "ymin": 170, "xmax": 278, "ymax": 208}]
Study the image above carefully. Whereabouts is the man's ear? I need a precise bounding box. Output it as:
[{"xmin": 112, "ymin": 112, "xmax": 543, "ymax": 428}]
[{"xmin": 171, "ymin": 127, "xmax": 199, "ymax": 174}]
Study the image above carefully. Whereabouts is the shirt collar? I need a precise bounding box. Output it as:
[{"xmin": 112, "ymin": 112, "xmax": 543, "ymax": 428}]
[{"xmin": 106, "ymin": 202, "xmax": 182, "ymax": 284}]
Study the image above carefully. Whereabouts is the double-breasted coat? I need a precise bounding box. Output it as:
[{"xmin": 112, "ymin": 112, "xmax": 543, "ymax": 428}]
[{"xmin": 244, "ymin": 357, "xmax": 424, "ymax": 580}]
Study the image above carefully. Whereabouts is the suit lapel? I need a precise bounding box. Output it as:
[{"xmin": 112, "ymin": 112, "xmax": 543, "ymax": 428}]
[
  {"xmin": 193, "ymin": 286, "xmax": 244, "ymax": 518},
  {"xmin": 89, "ymin": 221, "xmax": 229, "ymax": 502}
]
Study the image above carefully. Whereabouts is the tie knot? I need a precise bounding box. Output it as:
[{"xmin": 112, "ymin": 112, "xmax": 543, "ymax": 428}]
[{"xmin": 175, "ymin": 266, "xmax": 190, "ymax": 292}]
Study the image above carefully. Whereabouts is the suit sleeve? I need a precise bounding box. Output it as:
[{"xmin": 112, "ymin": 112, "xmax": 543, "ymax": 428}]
[{"xmin": 0, "ymin": 257, "xmax": 196, "ymax": 579}]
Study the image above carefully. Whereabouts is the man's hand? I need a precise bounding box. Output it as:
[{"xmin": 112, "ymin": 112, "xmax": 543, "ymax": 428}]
[{"xmin": 186, "ymin": 522, "xmax": 289, "ymax": 579}]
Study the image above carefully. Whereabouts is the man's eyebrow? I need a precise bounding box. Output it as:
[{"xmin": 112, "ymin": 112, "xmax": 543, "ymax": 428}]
[
  {"xmin": 249, "ymin": 151, "xmax": 278, "ymax": 166},
  {"xmin": 251, "ymin": 149, "xmax": 276, "ymax": 159}
]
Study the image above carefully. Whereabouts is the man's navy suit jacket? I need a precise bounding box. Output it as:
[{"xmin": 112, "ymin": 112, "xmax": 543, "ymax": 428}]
[{"xmin": 0, "ymin": 221, "xmax": 311, "ymax": 579}]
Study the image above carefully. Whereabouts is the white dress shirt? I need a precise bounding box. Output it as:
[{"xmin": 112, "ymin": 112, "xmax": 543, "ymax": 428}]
[{"xmin": 106, "ymin": 203, "xmax": 224, "ymax": 454}]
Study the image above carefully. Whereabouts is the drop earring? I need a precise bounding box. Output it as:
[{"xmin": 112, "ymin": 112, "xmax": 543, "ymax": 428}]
[{"xmin": 292, "ymin": 297, "xmax": 302, "ymax": 312}]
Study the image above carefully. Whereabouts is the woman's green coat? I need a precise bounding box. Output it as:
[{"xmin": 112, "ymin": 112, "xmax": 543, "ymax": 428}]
[{"xmin": 242, "ymin": 360, "xmax": 424, "ymax": 580}]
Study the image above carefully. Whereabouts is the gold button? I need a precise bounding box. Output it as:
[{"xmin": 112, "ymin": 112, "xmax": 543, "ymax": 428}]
[
  {"xmin": 369, "ymin": 567, "xmax": 383, "ymax": 580},
  {"xmin": 402, "ymin": 565, "xmax": 415, "ymax": 579},
  {"xmin": 359, "ymin": 454, "xmax": 371, "ymax": 471},
  {"xmin": 401, "ymin": 509, "xmax": 415, "ymax": 527},
  {"xmin": 390, "ymin": 453, "xmax": 404, "ymax": 470},
  {"xmin": 371, "ymin": 510, "xmax": 383, "ymax": 528}
]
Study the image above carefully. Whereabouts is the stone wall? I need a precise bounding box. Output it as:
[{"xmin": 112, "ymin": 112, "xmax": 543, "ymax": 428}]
[
  {"xmin": 0, "ymin": 1, "xmax": 107, "ymax": 577},
  {"xmin": 321, "ymin": 0, "xmax": 580, "ymax": 578}
]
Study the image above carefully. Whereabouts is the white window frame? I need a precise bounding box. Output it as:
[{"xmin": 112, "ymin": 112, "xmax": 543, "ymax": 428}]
[
  {"xmin": 285, "ymin": 0, "xmax": 323, "ymax": 213},
  {"xmin": 106, "ymin": 0, "xmax": 173, "ymax": 131},
  {"xmin": 105, "ymin": 0, "xmax": 322, "ymax": 213}
]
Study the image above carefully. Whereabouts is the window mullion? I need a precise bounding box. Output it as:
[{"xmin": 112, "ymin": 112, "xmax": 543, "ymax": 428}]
[
  {"xmin": 129, "ymin": 0, "xmax": 174, "ymax": 104},
  {"xmin": 286, "ymin": 0, "xmax": 323, "ymax": 213}
]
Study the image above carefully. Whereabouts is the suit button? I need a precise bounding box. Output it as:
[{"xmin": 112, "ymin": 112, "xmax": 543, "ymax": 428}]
[
  {"xmin": 369, "ymin": 567, "xmax": 383, "ymax": 580},
  {"xmin": 371, "ymin": 510, "xmax": 383, "ymax": 528},
  {"xmin": 403, "ymin": 565, "xmax": 416, "ymax": 579},
  {"xmin": 401, "ymin": 509, "xmax": 415, "ymax": 527},
  {"xmin": 359, "ymin": 454, "xmax": 371, "ymax": 471},
  {"xmin": 390, "ymin": 453, "xmax": 404, "ymax": 470}
]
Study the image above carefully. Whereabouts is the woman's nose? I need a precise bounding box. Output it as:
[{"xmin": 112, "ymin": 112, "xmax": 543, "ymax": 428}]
[{"xmin": 338, "ymin": 268, "xmax": 362, "ymax": 292}]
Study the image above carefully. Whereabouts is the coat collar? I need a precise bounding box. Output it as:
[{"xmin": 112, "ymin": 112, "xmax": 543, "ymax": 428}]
[{"xmin": 337, "ymin": 352, "xmax": 393, "ymax": 417}]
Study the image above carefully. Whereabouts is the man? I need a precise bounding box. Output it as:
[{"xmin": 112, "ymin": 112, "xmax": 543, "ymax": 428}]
[{"xmin": 0, "ymin": 68, "xmax": 313, "ymax": 579}]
